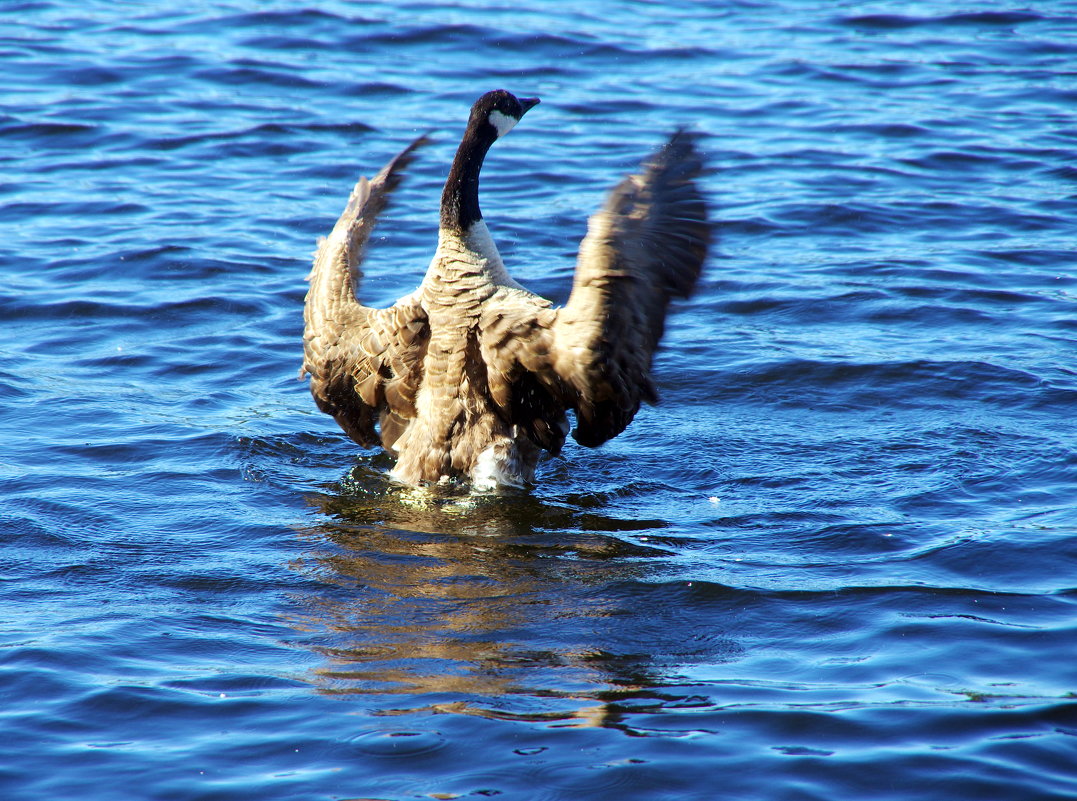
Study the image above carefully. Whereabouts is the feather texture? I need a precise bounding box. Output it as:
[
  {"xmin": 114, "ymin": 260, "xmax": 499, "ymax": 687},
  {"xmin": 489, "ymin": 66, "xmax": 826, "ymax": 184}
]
[
  {"xmin": 301, "ymin": 135, "xmax": 430, "ymax": 450},
  {"xmin": 301, "ymin": 92, "xmax": 711, "ymax": 487}
]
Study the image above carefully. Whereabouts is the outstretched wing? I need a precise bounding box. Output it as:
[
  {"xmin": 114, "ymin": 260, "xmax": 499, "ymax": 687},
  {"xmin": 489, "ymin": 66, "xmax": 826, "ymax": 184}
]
[
  {"xmin": 301, "ymin": 135, "xmax": 430, "ymax": 451},
  {"xmin": 478, "ymin": 131, "xmax": 711, "ymax": 455},
  {"xmin": 550, "ymin": 130, "xmax": 711, "ymax": 447}
]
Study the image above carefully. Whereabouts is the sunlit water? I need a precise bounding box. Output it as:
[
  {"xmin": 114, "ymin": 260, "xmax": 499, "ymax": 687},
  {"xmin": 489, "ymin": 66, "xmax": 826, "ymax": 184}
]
[{"xmin": 3, "ymin": 1, "xmax": 1076, "ymax": 799}]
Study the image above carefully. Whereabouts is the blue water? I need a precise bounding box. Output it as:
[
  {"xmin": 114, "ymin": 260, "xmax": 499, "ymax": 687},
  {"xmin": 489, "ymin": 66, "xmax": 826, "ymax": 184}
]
[{"xmin": 3, "ymin": 1, "xmax": 1077, "ymax": 798}]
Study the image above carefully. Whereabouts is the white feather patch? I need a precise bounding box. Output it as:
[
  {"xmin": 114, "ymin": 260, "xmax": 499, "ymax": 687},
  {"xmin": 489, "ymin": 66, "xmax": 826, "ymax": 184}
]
[
  {"xmin": 488, "ymin": 109, "xmax": 518, "ymax": 138},
  {"xmin": 471, "ymin": 442, "xmax": 527, "ymax": 490}
]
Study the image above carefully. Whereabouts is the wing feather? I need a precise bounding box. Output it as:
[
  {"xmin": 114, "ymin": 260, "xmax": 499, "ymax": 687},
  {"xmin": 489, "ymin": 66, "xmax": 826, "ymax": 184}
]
[
  {"xmin": 474, "ymin": 133, "xmax": 709, "ymax": 456},
  {"xmin": 301, "ymin": 135, "xmax": 430, "ymax": 450},
  {"xmin": 551, "ymin": 130, "xmax": 711, "ymax": 447}
]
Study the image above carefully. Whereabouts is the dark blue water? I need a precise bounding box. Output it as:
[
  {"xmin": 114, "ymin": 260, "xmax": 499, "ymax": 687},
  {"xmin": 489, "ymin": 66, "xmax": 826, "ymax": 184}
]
[{"xmin": 3, "ymin": 1, "xmax": 1076, "ymax": 798}]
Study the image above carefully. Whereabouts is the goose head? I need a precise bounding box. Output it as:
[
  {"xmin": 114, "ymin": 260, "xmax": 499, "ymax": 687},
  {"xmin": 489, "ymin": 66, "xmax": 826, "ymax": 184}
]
[
  {"xmin": 441, "ymin": 90, "xmax": 540, "ymax": 233},
  {"xmin": 469, "ymin": 89, "xmax": 540, "ymax": 140}
]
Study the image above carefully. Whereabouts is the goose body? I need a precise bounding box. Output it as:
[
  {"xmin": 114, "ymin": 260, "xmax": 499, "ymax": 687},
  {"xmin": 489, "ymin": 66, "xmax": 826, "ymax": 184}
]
[{"xmin": 301, "ymin": 90, "xmax": 711, "ymax": 489}]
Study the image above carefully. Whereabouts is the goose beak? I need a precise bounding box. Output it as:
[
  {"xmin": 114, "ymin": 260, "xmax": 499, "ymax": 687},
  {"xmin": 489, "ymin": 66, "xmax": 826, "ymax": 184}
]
[{"xmin": 520, "ymin": 96, "xmax": 540, "ymax": 114}]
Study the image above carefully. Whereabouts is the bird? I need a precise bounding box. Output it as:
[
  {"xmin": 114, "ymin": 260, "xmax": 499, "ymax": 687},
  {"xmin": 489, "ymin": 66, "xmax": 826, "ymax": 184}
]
[{"xmin": 301, "ymin": 89, "xmax": 711, "ymax": 490}]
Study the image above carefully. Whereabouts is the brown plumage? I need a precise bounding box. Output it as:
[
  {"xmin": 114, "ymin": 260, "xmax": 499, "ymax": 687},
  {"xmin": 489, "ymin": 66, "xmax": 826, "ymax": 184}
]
[{"xmin": 301, "ymin": 90, "xmax": 711, "ymax": 488}]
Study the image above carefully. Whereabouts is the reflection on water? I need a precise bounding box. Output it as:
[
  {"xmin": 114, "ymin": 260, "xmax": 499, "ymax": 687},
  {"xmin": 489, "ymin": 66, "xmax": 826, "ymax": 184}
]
[{"xmin": 286, "ymin": 465, "xmax": 741, "ymax": 724}]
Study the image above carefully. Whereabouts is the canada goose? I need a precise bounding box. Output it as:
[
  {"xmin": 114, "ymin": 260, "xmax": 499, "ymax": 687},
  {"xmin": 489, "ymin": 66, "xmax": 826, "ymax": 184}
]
[{"xmin": 301, "ymin": 89, "xmax": 711, "ymax": 489}]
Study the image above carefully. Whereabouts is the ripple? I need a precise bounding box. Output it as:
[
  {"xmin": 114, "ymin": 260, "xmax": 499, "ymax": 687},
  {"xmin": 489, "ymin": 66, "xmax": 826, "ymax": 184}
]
[
  {"xmin": 0, "ymin": 120, "xmax": 100, "ymax": 142},
  {"xmin": 201, "ymin": 65, "xmax": 322, "ymax": 90},
  {"xmin": 838, "ymin": 11, "xmax": 1046, "ymax": 30},
  {"xmin": 347, "ymin": 729, "xmax": 447, "ymax": 757},
  {"xmin": 702, "ymin": 358, "xmax": 1053, "ymax": 411},
  {"xmin": 3, "ymin": 2, "xmax": 1077, "ymax": 800}
]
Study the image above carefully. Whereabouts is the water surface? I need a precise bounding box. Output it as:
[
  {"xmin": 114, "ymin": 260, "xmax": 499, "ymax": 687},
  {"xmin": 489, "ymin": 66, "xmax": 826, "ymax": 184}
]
[{"xmin": 2, "ymin": 1, "xmax": 1076, "ymax": 799}]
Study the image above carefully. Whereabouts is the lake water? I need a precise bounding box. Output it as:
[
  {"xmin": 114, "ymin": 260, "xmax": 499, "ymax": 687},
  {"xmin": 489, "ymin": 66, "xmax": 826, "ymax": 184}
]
[{"xmin": 3, "ymin": 1, "xmax": 1076, "ymax": 799}]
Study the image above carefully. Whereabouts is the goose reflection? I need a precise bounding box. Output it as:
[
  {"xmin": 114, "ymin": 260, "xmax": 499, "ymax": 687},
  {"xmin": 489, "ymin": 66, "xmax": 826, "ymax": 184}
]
[{"xmin": 286, "ymin": 466, "xmax": 739, "ymax": 723}]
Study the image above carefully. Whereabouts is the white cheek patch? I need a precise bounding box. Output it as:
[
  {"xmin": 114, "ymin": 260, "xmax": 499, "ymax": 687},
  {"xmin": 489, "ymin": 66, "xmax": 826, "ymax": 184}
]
[{"xmin": 488, "ymin": 109, "xmax": 518, "ymax": 138}]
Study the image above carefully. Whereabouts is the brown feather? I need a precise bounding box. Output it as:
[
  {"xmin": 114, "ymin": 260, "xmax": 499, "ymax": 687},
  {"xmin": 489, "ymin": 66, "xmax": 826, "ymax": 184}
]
[{"xmin": 301, "ymin": 102, "xmax": 710, "ymax": 487}]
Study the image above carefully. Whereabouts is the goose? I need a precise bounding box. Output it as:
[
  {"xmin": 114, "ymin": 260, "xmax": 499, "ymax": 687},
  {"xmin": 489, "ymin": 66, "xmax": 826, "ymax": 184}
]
[{"xmin": 301, "ymin": 89, "xmax": 711, "ymax": 489}]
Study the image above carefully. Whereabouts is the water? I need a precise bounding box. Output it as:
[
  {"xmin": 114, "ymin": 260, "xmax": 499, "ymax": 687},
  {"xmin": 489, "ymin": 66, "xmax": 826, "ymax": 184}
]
[{"xmin": 2, "ymin": 1, "xmax": 1076, "ymax": 798}]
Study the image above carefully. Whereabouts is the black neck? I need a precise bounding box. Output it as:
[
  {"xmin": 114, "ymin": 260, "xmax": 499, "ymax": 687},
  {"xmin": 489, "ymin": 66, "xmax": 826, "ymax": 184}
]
[{"xmin": 440, "ymin": 119, "xmax": 497, "ymax": 234}]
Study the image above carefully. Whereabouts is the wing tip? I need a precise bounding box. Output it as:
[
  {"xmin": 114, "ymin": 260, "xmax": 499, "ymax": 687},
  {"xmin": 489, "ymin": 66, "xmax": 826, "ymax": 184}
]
[{"xmin": 374, "ymin": 131, "xmax": 433, "ymax": 186}]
